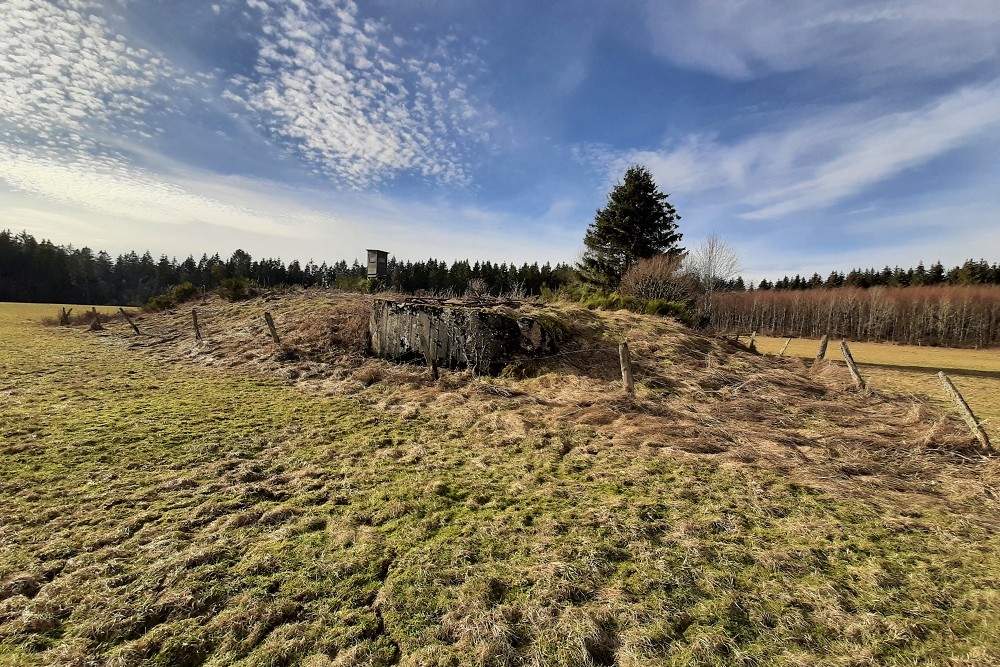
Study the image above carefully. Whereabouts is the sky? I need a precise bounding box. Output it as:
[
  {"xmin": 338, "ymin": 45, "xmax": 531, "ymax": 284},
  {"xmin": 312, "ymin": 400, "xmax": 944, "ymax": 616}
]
[{"xmin": 1, "ymin": 0, "xmax": 998, "ymax": 282}]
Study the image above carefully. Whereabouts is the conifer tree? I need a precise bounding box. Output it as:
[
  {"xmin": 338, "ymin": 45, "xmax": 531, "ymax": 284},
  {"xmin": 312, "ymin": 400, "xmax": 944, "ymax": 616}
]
[{"xmin": 578, "ymin": 165, "xmax": 683, "ymax": 287}]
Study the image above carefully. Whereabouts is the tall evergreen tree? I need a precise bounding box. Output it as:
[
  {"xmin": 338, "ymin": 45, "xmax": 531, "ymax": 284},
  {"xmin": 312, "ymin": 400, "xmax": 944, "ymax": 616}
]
[{"xmin": 578, "ymin": 165, "xmax": 683, "ymax": 287}]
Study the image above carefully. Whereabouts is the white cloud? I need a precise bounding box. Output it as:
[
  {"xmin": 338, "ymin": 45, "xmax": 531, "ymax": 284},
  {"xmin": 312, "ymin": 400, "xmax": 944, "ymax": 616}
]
[
  {"xmin": 0, "ymin": 143, "xmax": 319, "ymax": 240},
  {"xmin": 0, "ymin": 1, "xmax": 274, "ymax": 244},
  {"xmin": 0, "ymin": 137, "xmax": 581, "ymax": 265},
  {"xmin": 642, "ymin": 0, "xmax": 1000, "ymax": 81},
  {"xmin": 228, "ymin": 0, "xmax": 488, "ymax": 189},
  {"xmin": 0, "ymin": 0, "xmax": 565, "ymax": 264},
  {"xmin": 331, "ymin": 197, "xmax": 576, "ymax": 264},
  {"xmin": 601, "ymin": 80, "xmax": 1000, "ymax": 220},
  {"xmin": 0, "ymin": 0, "xmax": 176, "ymax": 144},
  {"xmin": 735, "ymin": 194, "xmax": 1000, "ymax": 281}
]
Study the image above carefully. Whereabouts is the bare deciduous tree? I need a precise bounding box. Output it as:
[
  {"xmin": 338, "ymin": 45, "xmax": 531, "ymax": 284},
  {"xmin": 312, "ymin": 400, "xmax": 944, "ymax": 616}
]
[
  {"xmin": 709, "ymin": 284, "xmax": 1000, "ymax": 348},
  {"xmin": 684, "ymin": 234, "xmax": 741, "ymax": 315}
]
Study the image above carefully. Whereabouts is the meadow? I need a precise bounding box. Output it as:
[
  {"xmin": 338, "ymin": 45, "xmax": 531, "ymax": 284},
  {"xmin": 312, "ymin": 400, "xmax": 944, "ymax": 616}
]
[
  {"xmin": 1, "ymin": 299, "xmax": 999, "ymax": 666},
  {"xmin": 753, "ymin": 335, "xmax": 1000, "ymax": 442}
]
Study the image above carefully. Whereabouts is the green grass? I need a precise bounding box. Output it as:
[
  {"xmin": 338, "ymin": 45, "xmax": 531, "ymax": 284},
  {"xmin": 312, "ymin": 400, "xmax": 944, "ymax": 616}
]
[{"xmin": 1, "ymin": 304, "xmax": 999, "ymax": 665}]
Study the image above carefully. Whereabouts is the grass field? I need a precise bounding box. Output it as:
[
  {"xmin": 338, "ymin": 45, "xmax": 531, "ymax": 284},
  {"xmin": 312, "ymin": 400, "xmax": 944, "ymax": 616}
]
[
  {"xmin": 753, "ymin": 336, "xmax": 1000, "ymax": 442},
  {"xmin": 1, "ymin": 302, "xmax": 122, "ymax": 325},
  {"xmin": 2, "ymin": 299, "xmax": 999, "ymax": 666}
]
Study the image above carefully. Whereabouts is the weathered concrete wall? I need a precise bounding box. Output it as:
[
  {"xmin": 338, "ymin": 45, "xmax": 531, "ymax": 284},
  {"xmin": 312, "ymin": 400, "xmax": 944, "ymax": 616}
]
[{"xmin": 368, "ymin": 299, "xmax": 560, "ymax": 373}]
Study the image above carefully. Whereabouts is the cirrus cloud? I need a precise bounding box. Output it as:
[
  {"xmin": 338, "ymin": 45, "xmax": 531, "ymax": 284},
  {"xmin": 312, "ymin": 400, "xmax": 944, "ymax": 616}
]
[
  {"xmin": 596, "ymin": 79, "xmax": 1000, "ymax": 220},
  {"xmin": 641, "ymin": 0, "xmax": 1000, "ymax": 82}
]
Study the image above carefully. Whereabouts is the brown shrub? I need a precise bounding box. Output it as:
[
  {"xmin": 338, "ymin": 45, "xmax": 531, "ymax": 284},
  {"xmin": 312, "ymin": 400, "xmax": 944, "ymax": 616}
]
[{"xmin": 619, "ymin": 255, "xmax": 696, "ymax": 303}]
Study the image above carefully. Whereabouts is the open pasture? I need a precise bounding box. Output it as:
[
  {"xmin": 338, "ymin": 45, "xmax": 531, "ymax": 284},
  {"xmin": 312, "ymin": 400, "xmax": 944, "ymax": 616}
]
[
  {"xmin": 1, "ymin": 297, "xmax": 999, "ymax": 666},
  {"xmin": 0, "ymin": 302, "xmax": 122, "ymax": 326},
  {"xmin": 753, "ymin": 336, "xmax": 1000, "ymax": 442}
]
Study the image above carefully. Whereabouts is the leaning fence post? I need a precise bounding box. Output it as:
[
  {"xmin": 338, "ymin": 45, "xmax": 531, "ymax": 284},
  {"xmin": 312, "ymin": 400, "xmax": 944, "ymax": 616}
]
[
  {"xmin": 192, "ymin": 309, "xmax": 202, "ymax": 342},
  {"xmin": 938, "ymin": 371, "xmax": 992, "ymax": 452},
  {"xmin": 815, "ymin": 334, "xmax": 829, "ymax": 362},
  {"xmin": 839, "ymin": 341, "xmax": 866, "ymax": 391},
  {"xmin": 619, "ymin": 342, "xmax": 634, "ymax": 395},
  {"xmin": 263, "ymin": 312, "xmax": 280, "ymax": 345},
  {"xmin": 779, "ymin": 338, "xmax": 791, "ymax": 357},
  {"xmin": 119, "ymin": 308, "xmax": 141, "ymax": 335}
]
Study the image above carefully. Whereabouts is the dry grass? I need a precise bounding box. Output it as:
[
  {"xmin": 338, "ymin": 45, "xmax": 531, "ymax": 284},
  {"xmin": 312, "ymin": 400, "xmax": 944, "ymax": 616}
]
[
  {"xmin": 754, "ymin": 335, "xmax": 1000, "ymax": 442},
  {"xmin": 2, "ymin": 293, "xmax": 999, "ymax": 666},
  {"xmin": 3, "ymin": 302, "xmax": 123, "ymax": 326},
  {"xmin": 753, "ymin": 335, "xmax": 1000, "ymax": 372}
]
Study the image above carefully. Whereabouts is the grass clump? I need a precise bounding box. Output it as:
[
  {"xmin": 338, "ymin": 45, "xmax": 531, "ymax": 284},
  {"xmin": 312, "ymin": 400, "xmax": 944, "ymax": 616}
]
[
  {"xmin": 218, "ymin": 277, "xmax": 258, "ymax": 302},
  {"xmin": 552, "ymin": 282, "xmax": 692, "ymax": 323},
  {"xmin": 170, "ymin": 281, "xmax": 198, "ymax": 303},
  {"xmin": 581, "ymin": 290, "xmax": 637, "ymax": 312},
  {"xmin": 38, "ymin": 305, "xmax": 124, "ymax": 327},
  {"xmin": 142, "ymin": 282, "xmax": 200, "ymax": 312},
  {"xmin": 143, "ymin": 294, "xmax": 174, "ymax": 312},
  {"xmin": 644, "ymin": 298, "xmax": 687, "ymax": 317}
]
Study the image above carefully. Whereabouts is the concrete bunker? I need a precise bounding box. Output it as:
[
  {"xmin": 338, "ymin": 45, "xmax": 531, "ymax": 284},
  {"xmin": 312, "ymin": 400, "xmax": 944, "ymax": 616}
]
[{"xmin": 368, "ymin": 297, "xmax": 562, "ymax": 374}]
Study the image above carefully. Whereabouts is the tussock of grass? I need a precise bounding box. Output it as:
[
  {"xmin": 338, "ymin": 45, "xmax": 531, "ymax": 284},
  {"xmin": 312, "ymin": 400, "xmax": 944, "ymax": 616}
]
[{"xmin": 1, "ymin": 297, "xmax": 999, "ymax": 665}]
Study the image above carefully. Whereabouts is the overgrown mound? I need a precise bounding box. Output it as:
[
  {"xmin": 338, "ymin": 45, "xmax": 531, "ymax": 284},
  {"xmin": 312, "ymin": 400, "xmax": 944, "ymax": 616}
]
[{"xmin": 94, "ymin": 288, "xmax": 991, "ymax": 504}]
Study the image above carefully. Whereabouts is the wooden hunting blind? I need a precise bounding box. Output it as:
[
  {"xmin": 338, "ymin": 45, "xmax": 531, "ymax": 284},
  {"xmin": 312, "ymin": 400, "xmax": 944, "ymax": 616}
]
[{"xmin": 367, "ymin": 249, "xmax": 389, "ymax": 280}]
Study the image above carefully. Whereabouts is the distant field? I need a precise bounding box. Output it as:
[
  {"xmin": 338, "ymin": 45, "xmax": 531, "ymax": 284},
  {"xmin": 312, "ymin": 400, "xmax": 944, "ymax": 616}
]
[
  {"xmin": 2, "ymin": 298, "xmax": 999, "ymax": 666},
  {"xmin": 0, "ymin": 302, "xmax": 123, "ymax": 325},
  {"xmin": 754, "ymin": 335, "xmax": 1000, "ymax": 441}
]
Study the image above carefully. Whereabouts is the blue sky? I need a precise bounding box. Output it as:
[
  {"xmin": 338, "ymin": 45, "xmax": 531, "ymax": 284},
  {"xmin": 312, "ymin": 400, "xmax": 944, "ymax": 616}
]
[{"xmin": 1, "ymin": 0, "xmax": 998, "ymax": 282}]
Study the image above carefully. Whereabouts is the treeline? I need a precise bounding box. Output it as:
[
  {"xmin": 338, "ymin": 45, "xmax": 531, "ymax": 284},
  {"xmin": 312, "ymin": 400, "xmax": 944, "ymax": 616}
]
[
  {"xmin": 710, "ymin": 285, "xmax": 1000, "ymax": 348},
  {"xmin": 755, "ymin": 259, "xmax": 1000, "ymax": 291},
  {"xmin": 0, "ymin": 230, "xmax": 573, "ymax": 306}
]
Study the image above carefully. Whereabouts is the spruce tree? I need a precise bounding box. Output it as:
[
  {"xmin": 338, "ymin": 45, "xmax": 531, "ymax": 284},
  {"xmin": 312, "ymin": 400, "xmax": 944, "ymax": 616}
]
[{"xmin": 578, "ymin": 165, "xmax": 683, "ymax": 287}]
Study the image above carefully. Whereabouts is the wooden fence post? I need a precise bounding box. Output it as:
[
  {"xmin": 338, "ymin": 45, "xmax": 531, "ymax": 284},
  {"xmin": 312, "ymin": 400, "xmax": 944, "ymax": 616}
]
[
  {"xmin": 619, "ymin": 342, "xmax": 634, "ymax": 395},
  {"xmin": 815, "ymin": 335, "xmax": 829, "ymax": 362},
  {"xmin": 938, "ymin": 371, "xmax": 992, "ymax": 452},
  {"xmin": 839, "ymin": 341, "xmax": 866, "ymax": 391},
  {"xmin": 89, "ymin": 307, "xmax": 104, "ymax": 331},
  {"xmin": 192, "ymin": 309, "xmax": 202, "ymax": 342},
  {"xmin": 119, "ymin": 308, "xmax": 141, "ymax": 335},
  {"xmin": 779, "ymin": 338, "xmax": 791, "ymax": 357},
  {"xmin": 263, "ymin": 312, "xmax": 280, "ymax": 345}
]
